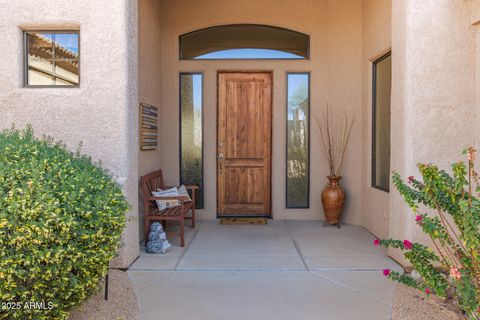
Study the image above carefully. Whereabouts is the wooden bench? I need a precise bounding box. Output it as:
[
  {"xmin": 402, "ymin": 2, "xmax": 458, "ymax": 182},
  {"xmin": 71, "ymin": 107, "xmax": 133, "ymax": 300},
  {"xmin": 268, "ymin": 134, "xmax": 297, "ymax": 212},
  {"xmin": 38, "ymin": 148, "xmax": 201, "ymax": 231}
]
[{"xmin": 140, "ymin": 169, "xmax": 197, "ymax": 247}]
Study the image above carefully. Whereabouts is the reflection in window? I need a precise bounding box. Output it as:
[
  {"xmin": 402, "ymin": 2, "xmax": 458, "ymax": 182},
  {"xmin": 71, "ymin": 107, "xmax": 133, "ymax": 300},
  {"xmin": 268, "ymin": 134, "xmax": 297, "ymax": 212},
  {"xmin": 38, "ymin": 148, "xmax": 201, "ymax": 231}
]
[
  {"xmin": 195, "ymin": 48, "xmax": 303, "ymax": 60},
  {"xmin": 372, "ymin": 52, "xmax": 392, "ymax": 192},
  {"xmin": 180, "ymin": 24, "xmax": 309, "ymax": 60},
  {"xmin": 180, "ymin": 73, "xmax": 204, "ymax": 208},
  {"xmin": 25, "ymin": 31, "xmax": 79, "ymax": 86},
  {"xmin": 286, "ymin": 73, "xmax": 310, "ymax": 208}
]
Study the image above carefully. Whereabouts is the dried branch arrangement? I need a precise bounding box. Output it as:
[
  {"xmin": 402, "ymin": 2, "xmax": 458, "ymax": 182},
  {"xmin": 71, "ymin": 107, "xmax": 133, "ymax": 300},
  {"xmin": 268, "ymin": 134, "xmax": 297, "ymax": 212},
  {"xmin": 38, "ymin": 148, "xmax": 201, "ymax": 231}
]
[{"xmin": 316, "ymin": 106, "xmax": 355, "ymax": 177}]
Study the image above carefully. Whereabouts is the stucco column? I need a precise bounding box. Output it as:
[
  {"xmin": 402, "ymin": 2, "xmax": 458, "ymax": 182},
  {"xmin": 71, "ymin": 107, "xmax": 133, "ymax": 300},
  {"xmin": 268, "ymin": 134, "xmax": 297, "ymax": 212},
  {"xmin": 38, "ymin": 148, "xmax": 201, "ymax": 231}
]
[
  {"xmin": 111, "ymin": 0, "xmax": 140, "ymax": 269},
  {"xmin": 389, "ymin": 0, "xmax": 477, "ymax": 264}
]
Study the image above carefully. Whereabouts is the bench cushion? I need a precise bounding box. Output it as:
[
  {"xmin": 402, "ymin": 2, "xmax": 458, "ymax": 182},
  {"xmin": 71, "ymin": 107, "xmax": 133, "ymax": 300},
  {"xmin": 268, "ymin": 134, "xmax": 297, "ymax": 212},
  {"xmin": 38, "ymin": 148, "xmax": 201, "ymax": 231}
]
[
  {"xmin": 177, "ymin": 185, "xmax": 192, "ymax": 202},
  {"xmin": 152, "ymin": 187, "xmax": 181, "ymax": 211}
]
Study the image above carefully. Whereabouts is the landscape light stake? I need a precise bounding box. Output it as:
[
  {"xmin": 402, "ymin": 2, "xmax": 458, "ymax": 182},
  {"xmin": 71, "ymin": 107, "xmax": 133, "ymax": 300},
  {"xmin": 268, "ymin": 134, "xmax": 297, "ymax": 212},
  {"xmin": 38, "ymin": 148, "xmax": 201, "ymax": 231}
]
[{"xmin": 105, "ymin": 270, "xmax": 109, "ymax": 301}]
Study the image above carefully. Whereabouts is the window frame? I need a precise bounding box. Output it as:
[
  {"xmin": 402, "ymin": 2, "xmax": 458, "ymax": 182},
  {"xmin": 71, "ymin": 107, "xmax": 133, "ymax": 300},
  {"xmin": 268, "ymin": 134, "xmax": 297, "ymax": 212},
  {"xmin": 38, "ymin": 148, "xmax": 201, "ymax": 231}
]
[
  {"xmin": 371, "ymin": 51, "xmax": 392, "ymax": 192},
  {"xmin": 179, "ymin": 24, "xmax": 310, "ymax": 61},
  {"xmin": 285, "ymin": 72, "xmax": 311, "ymax": 208},
  {"xmin": 24, "ymin": 30, "xmax": 80, "ymax": 88},
  {"xmin": 179, "ymin": 72, "xmax": 205, "ymax": 209}
]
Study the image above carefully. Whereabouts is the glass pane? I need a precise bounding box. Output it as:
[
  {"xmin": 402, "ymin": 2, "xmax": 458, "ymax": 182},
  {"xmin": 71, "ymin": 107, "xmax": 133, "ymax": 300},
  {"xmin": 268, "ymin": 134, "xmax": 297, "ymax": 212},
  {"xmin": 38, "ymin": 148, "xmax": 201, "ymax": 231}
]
[
  {"xmin": 26, "ymin": 32, "xmax": 55, "ymax": 85},
  {"xmin": 180, "ymin": 74, "xmax": 203, "ymax": 209},
  {"xmin": 373, "ymin": 53, "xmax": 392, "ymax": 191},
  {"xmin": 180, "ymin": 24, "xmax": 309, "ymax": 60},
  {"xmin": 26, "ymin": 32, "xmax": 79, "ymax": 86},
  {"xmin": 53, "ymin": 33, "xmax": 79, "ymax": 85},
  {"xmin": 195, "ymin": 49, "xmax": 303, "ymax": 60},
  {"xmin": 286, "ymin": 73, "xmax": 310, "ymax": 208},
  {"xmin": 52, "ymin": 33, "xmax": 79, "ymax": 53}
]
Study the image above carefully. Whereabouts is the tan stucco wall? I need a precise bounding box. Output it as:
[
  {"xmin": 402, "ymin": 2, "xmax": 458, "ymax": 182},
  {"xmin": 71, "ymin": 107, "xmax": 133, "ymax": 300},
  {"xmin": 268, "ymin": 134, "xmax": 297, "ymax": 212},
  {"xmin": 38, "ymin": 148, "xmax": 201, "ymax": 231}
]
[
  {"xmin": 157, "ymin": 0, "xmax": 364, "ymax": 223},
  {"xmin": 0, "ymin": 0, "xmax": 140, "ymax": 268},
  {"xmin": 138, "ymin": 0, "xmax": 163, "ymax": 241},
  {"xmin": 5, "ymin": 0, "xmax": 477, "ymax": 266},
  {"xmin": 360, "ymin": 0, "xmax": 391, "ymax": 239},
  {"xmin": 389, "ymin": 0, "xmax": 477, "ymax": 263},
  {"xmin": 474, "ymin": 1, "xmax": 480, "ymax": 150}
]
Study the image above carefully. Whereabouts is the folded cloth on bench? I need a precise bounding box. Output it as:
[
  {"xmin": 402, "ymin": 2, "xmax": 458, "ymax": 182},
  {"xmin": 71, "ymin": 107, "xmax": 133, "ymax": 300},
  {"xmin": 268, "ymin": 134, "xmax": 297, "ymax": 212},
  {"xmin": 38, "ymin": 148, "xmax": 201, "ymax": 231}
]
[
  {"xmin": 152, "ymin": 187, "xmax": 181, "ymax": 211},
  {"xmin": 177, "ymin": 185, "xmax": 192, "ymax": 202},
  {"xmin": 152, "ymin": 185, "xmax": 192, "ymax": 211}
]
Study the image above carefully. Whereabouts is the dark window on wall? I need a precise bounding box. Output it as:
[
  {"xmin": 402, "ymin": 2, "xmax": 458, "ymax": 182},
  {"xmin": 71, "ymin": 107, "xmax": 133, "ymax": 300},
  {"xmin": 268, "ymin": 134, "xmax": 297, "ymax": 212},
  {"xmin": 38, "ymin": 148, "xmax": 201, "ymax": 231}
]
[
  {"xmin": 286, "ymin": 73, "xmax": 310, "ymax": 208},
  {"xmin": 179, "ymin": 24, "xmax": 310, "ymax": 60},
  {"xmin": 180, "ymin": 73, "xmax": 204, "ymax": 208},
  {"xmin": 24, "ymin": 31, "xmax": 79, "ymax": 86},
  {"xmin": 372, "ymin": 52, "xmax": 392, "ymax": 192}
]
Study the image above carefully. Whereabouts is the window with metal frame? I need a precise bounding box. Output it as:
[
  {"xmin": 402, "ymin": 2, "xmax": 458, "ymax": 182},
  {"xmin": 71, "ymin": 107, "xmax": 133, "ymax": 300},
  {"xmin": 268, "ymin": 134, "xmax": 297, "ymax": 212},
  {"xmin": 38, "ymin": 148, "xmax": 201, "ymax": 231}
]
[
  {"xmin": 372, "ymin": 52, "xmax": 392, "ymax": 192},
  {"xmin": 180, "ymin": 73, "xmax": 204, "ymax": 208},
  {"xmin": 25, "ymin": 31, "xmax": 79, "ymax": 87},
  {"xmin": 286, "ymin": 73, "xmax": 310, "ymax": 208}
]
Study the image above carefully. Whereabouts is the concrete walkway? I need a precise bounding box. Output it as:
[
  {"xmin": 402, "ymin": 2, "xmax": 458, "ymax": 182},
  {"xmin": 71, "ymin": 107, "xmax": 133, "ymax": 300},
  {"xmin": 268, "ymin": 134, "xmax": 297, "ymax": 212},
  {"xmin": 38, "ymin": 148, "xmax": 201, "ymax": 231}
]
[{"xmin": 128, "ymin": 220, "xmax": 401, "ymax": 320}]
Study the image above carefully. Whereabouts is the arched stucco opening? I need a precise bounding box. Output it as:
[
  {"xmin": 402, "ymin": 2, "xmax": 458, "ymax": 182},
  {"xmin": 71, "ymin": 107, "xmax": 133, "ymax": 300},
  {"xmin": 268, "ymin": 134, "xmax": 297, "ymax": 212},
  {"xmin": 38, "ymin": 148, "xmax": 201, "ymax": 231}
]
[{"xmin": 179, "ymin": 24, "xmax": 310, "ymax": 59}]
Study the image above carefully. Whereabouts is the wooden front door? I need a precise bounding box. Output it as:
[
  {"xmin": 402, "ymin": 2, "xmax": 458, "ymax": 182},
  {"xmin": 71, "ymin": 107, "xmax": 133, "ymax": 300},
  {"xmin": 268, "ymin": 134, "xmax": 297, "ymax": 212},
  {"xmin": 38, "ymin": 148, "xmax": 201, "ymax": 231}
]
[{"xmin": 217, "ymin": 72, "xmax": 272, "ymax": 217}]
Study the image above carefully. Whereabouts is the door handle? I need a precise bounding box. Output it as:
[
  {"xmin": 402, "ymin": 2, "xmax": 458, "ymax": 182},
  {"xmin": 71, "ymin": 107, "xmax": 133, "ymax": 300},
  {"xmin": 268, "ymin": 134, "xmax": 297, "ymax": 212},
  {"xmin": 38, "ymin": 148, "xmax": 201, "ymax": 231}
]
[{"xmin": 219, "ymin": 153, "xmax": 224, "ymax": 173}]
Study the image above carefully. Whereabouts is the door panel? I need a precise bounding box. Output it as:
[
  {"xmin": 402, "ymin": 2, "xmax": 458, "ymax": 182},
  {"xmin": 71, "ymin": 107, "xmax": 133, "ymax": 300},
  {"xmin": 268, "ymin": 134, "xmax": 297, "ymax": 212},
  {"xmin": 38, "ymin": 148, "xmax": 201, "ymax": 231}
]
[
  {"xmin": 224, "ymin": 167, "xmax": 264, "ymax": 204},
  {"xmin": 217, "ymin": 72, "xmax": 272, "ymax": 217}
]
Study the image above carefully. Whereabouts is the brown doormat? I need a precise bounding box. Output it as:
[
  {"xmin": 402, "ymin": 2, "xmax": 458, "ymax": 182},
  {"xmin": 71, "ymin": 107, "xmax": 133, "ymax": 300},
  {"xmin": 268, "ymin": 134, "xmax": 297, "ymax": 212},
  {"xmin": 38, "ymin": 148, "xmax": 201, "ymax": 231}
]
[{"xmin": 220, "ymin": 217, "xmax": 268, "ymax": 225}]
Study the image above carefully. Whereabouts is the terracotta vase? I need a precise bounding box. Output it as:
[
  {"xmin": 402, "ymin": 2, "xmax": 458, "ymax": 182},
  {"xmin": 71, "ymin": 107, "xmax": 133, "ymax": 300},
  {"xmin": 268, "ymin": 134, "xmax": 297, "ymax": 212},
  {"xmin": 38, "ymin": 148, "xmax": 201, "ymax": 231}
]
[{"xmin": 321, "ymin": 176, "xmax": 345, "ymax": 226}]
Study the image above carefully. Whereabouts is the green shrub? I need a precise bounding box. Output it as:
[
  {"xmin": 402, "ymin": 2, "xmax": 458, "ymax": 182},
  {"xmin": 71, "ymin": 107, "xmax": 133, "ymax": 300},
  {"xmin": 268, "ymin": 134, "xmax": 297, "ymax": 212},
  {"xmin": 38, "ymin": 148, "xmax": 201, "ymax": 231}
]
[
  {"xmin": 375, "ymin": 148, "xmax": 480, "ymax": 319},
  {"xmin": 0, "ymin": 126, "xmax": 128, "ymax": 320}
]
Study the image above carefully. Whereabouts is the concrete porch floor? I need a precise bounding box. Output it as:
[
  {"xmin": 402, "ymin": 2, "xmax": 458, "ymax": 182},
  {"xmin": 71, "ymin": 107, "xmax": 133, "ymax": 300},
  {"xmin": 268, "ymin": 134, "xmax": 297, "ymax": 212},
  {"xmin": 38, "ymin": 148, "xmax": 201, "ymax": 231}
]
[{"xmin": 128, "ymin": 220, "xmax": 401, "ymax": 320}]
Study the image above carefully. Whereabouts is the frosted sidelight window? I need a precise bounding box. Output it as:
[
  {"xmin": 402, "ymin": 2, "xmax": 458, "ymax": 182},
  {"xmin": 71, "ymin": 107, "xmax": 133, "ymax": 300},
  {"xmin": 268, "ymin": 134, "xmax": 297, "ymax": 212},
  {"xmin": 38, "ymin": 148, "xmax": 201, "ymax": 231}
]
[
  {"xmin": 372, "ymin": 52, "xmax": 392, "ymax": 192},
  {"xmin": 25, "ymin": 31, "xmax": 79, "ymax": 86},
  {"xmin": 286, "ymin": 73, "xmax": 310, "ymax": 208},
  {"xmin": 180, "ymin": 73, "xmax": 204, "ymax": 208}
]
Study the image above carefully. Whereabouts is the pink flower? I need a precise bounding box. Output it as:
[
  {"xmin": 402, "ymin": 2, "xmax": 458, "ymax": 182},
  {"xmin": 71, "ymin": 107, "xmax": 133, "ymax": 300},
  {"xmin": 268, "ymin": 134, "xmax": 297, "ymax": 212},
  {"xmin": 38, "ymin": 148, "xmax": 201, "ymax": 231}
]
[
  {"xmin": 383, "ymin": 269, "xmax": 391, "ymax": 277},
  {"xmin": 408, "ymin": 176, "xmax": 414, "ymax": 184},
  {"xmin": 450, "ymin": 267, "xmax": 461, "ymax": 280},
  {"xmin": 403, "ymin": 240, "xmax": 413, "ymax": 250},
  {"xmin": 373, "ymin": 239, "xmax": 380, "ymax": 246},
  {"xmin": 415, "ymin": 215, "xmax": 423, "ymax": 224},
  {"xmin": 425, "ymin": 288, "xmax": 431, "ymax": 294},
  {"xmin": 468, "ymin": 148, "xmax": 476, "ymax": 162}
]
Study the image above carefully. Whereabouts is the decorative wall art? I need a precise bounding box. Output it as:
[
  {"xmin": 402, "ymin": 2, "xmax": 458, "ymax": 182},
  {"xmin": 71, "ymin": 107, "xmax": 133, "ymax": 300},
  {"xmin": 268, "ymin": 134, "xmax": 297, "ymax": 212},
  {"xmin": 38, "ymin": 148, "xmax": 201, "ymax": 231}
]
[{"xmin": 140, "ymin": 103, "xmax": 158, "ymax": 151}]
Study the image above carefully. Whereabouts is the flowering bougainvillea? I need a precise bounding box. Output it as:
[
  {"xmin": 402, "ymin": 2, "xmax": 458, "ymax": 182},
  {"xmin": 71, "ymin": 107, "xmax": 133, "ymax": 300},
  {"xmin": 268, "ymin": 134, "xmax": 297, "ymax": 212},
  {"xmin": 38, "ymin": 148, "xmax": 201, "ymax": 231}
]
[{"xmin": 375, "ymin": 148, "xmax": 480, "ymax": 319}]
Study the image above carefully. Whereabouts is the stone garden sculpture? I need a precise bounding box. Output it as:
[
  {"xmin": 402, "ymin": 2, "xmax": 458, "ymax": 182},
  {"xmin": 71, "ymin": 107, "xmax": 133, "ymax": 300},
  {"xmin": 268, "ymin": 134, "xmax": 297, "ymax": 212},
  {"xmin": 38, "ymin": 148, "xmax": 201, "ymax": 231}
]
[{"xmin": 146, "ymin": 222, "xmax": 172, "ymax": 254}]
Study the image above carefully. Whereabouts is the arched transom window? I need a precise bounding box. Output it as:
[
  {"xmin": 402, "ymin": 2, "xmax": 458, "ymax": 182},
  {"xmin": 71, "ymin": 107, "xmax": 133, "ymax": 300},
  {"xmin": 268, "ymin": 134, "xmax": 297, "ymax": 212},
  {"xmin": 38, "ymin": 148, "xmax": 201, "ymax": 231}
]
[{"xmin": 179, "ymin": 24, "xmax": 310, "ymax": 60}]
